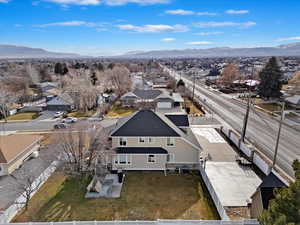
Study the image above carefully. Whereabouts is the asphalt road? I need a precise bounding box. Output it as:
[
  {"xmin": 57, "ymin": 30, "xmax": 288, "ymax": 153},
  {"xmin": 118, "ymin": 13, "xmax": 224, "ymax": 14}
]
[{"xmin": 164, "ymin": 66, "xmax": 300, "ymax": 178}]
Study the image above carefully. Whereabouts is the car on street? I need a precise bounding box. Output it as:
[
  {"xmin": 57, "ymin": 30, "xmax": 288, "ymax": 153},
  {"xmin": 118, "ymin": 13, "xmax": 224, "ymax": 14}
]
[
  {"xmin": 62, "ymin": 117, "xmax": 78, "ymax": 123},
  {"xmin": 53, "ymin": 111, "xmax": 65, "ymax": 118},
  {"xmin": 53, "ymin": 122, "xmax": 69, "ymax": 129},
  {"xmin": 87, "ymin": 116, "xmax": 103, "ymax": 122}
]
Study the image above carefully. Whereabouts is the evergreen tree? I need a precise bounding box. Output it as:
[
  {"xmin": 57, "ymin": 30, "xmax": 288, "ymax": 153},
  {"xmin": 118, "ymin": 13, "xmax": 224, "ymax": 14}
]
[
  {"xmin": 54, "ymin": 62, "xmax": 63, "ymax": 74},
  {"xmin": 177, "ymin": 79, "xmax": 185, "ymax": 88},
  {"xmin": 90, "ymin": 72, "xmax": 98, "ymax": 86},
  {"xmin": 258, "ymin": 57, "xmax": 283, "ymax": 99},
  {"xmin": 259, "ymin": 160, "xmax": 300, "ymax": 225}
]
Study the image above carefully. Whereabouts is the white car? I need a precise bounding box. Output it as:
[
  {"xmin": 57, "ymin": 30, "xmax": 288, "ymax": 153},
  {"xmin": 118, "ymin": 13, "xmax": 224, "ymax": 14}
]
[
  {"xmin": 62, "ymin": 117, "xmax": 78, "ymax": 123},
  {"xmin": 53, "ymin": 111, "xmax": 64, "ymax": 118}
]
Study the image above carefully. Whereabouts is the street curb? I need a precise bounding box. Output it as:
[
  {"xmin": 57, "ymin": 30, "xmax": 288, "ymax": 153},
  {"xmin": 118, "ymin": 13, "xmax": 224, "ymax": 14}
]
[{"xmin": 0, "ymin": 120, "xmax": 32, "ymax": 123}]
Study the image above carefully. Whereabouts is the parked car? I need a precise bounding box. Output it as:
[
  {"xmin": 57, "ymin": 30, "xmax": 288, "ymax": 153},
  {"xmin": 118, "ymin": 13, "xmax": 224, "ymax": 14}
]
[
  {"xmin": 53, "ymin": 111, "xmax": 65, "ymax": 118},
  {"xmin": 53, "ymin": 123, "xmax": 69, "ymax": 129},
  {"xmin": 62, "ymin": 117, "xmax": 78, "ymax": 123}
]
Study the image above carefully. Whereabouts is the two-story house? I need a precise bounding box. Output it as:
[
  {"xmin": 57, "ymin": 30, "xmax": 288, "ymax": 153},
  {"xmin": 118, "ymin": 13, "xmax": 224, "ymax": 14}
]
[{"xmin": 109, "ymin": 109, "xmax": 201, "ymax": 171}]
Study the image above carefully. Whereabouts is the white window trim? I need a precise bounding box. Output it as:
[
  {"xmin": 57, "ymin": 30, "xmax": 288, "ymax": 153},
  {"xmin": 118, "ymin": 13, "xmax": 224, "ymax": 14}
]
[
  {"xmin": 148, "ymin": 137, "xmax": 155, "ymax": 143},
  {"xmin": 115, "ymin": 154, "xmax": 132, "ymax": 165},
  {"xmin": 147, "ymin": 154, "xmax": 156, "ymax": 163},
  {"xmin": 139, "ymin": 137, "xmax": 146, "ymax": 143},
  {"xmin": 167, "ymin": 153, "xmax": 175, "ymax": 162},
  {"xmin": 166, "ymin": 137, "xmax": 176, "ymax": 147},
  {"xmin": 119, "ymin": 137, "xmax": 127, "ymax": 147}
]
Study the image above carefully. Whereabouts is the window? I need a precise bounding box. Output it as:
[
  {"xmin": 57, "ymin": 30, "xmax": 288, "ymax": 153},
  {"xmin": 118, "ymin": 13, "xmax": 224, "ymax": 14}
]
[
  {"xmin": 148, "ymin": 154, "xmax": 156, "ymax": 163},
  {"xmin": 167, "ymin": 154, "xmax": 175, "ymax": 162},
  {"xmin": 139, "ymin": 137, "xmax": 146, "ymax": 143},
  {"xmin": 119, "ymin": 137, "xmax": 127, "ymax": 146},
  {"xmin": 115, "ymin": 154, "xmax": 131, "ymax": 165},
  {"xmin": 148, "ymin": 137, "xmax": 155, "ymax": 143},
  {"xmin": 167, "ymin": 137, "xmax": 175, "ymax": 147}
]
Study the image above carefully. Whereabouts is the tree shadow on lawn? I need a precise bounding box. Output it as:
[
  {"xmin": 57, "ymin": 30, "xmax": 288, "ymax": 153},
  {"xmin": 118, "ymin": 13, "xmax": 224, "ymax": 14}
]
[{"xmin": 15, "ymin": 172, "xmax": 219, "ymax": 222}]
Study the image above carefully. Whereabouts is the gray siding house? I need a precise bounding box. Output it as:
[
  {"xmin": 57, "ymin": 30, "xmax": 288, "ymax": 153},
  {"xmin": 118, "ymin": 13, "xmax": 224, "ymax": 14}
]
[
  {"xmin": 109, "ymin": 110, "xmax": 201, "ymax": 171},
  {"xmin": 46, "ymin": 92, "xmax": 75, "ymax": 112}
]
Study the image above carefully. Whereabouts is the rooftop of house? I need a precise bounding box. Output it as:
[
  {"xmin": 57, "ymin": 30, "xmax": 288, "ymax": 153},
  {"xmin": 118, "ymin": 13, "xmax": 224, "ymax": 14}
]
[
  {"xmin": 133, "ymin": 89, "xmax": 162, "ymax": 100},
  {"xmin": 0, "ymin": 134, "xmax": 42, "ymax": 164},
  {"xmin": 47, "ymin": 92, "xmax": 74, "ymax": 106},
  {"xmin": 110, "ymin": 109, "xmax": 201, "ymax": 149},
  {"xmin": 165, "ymin": 114, "xmax": 189, "ymax": 127},
  {"xmin": 285, "ymin": 94, "xmax": 300, "ymax": 105}
]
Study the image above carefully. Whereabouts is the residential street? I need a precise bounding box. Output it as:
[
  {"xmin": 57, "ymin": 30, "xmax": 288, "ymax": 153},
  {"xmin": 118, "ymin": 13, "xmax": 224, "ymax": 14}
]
[{"xmin": 165, "ymin": 66, "xmax": 300, "ymax": 178}]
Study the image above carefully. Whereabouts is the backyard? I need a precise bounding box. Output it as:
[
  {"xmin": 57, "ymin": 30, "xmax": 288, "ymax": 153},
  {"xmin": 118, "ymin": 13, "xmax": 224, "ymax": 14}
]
[{"xmin": 13, "ymin": 171, "xmax": 219, "ymax": 222}]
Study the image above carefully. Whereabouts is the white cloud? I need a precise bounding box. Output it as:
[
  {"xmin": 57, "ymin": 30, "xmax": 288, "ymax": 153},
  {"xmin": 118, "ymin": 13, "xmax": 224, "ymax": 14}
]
[
  {"xmin": 277, "ymin": 36, "xmax": 300, "ymax": 41},
  {"xmin": 44, "ymin": 0, "xmax": 170, "ymax": 5},
  {"xmin": 0, "ymin": 0, "xmax": 9, "ymax": 3},
  {"xmin": 165, "ymin": 9, "xmax": 194, "ymax": 15},
  {"xmin": 194, "ymin": 21, "xmax": 256, "ymax": 28},
  {"xmin": 165, "ymin": 9, "xmax": 216, "ymax": 16},
  {"xmin": 36, "ymin": 20, "xmax": 103, "ymax": 27},
  {"xmin": 226, "ymin": 9, "xmax": 249, "ymax": 15},
  {"xmin": 161, "ymin": 37, "xmax": 176, "ymax": 42},
  {"xmin": 117, "ymin": 24, "xmax": 188, "ymax": 33},
  {"xmin": 194, "ymin": 31, "xmax": 223, "ymax": 36},
  {"xmin": 44, "ymin": 0, "xmax": 101, "ymax": 5},
  {"xmin": 185, "ymin": 41, "xmax": 213, "ymax": 45},
  {"xmin": 105, "ymin": 0, "xmax": 170, "ymax": 6}
]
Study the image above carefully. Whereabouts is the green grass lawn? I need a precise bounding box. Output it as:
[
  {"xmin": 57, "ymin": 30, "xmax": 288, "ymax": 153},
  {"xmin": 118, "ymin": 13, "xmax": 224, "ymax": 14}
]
[
  {"xmin": 13, "ymin": 171, "xmax": 219, "ymax": 222},
  {"xmin": 67, "ymin": 110, "xmax": 96, "ymax": 118},
  {"xmin": 2, "ymin": 112, "xmax": 40, "ymax": 121},
  {"xmin": 106, "ymin": 104, "xmax": 136, "ymax": 118}
]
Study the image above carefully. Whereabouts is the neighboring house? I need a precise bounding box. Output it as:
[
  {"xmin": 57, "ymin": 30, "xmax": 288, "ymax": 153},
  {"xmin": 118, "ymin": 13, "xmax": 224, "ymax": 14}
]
[
  {"xmin": 38, "ymin": 82, "xmax": 60, "ymax": 96},
  {"xmin": 46, "ymin": 92, "xmax": 75, "ymax": 112},
  {"xmin": 250, "ymin": 172, "xmax": 287, "ymax": 218},
  {"xmin": 109, "ymin": 109, "xmax": 201, "ymax": 171},
  {"xmin": 0, "ymin": 134, "xmax": 42, "ymax": 176},
  {"xmin": 121, "ymin": 89, "xmax": 184, "ymax": 110},
  {"xmin": 285, "ymin": 95, "xmax": 300, "ymax": 109}
]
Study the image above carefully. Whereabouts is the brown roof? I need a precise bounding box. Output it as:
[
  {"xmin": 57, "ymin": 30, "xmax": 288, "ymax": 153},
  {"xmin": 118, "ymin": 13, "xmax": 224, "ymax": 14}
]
[{"xmin": 0, "ymin": 134, "xmax": 42, "ymax": 163}]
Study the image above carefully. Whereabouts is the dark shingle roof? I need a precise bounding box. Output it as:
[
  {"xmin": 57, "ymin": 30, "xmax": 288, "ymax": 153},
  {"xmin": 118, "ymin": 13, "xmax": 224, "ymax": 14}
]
[
  {"xmin": 133, "ymin": 89, "xmax": 162, "ymax": 100},
  {"xmin": 116, "ymin": 147, "xmax": 168, "ymax": 154},
  {"xmin": 166, "ymin": 115, "xmax": 189, "ymax": 127},
  {"xmin": 111, "ymin": 110, "xmax": 180, "ymax": 137},
  {"xmin": 259, "ymin": 172, "xmax": 287, "ymax": 188},
  {"xmin": 259, "ymin": 173, "xmax": 287, "ymax": 209}
]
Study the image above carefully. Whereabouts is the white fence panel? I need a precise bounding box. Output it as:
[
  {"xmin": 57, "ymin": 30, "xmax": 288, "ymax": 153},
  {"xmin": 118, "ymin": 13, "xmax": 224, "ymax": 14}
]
[
  {"xmin": 239, "ymin": 142, "xmax": 253, "ymax": 158},
  {"xmin": 198, "ymin": 166, "xmax": 229, "ymax": 220},
  {"xmin": 0, "ymin": 161, "xmax": 58, "ymax": 223},
  {"xmin": 253, "ymin": 153, "xmax": 271, "ymax": 175}
]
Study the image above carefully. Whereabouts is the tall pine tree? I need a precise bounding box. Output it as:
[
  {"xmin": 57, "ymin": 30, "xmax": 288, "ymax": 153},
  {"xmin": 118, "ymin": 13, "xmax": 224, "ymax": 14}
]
[
  {"xmin": 259, "ymin": 160, "xmax": 300, "ymax": 225},
  {"xmin": 258, "ymin": 57, "xmax": 283, "ymax": 99}
]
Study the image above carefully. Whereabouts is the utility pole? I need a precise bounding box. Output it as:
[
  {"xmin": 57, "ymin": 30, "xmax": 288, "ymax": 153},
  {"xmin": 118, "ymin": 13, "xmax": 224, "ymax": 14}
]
[
  {"xmin": 192, "ymin": 71, "xmax": 196, "ymax": 104},
  {"xmin": 241, "ymin": 94, "xmax": 250, "ymax": 142},
  {"xmin": 273, "ymin": 101, "xmax": 285, "ymax": 167}
]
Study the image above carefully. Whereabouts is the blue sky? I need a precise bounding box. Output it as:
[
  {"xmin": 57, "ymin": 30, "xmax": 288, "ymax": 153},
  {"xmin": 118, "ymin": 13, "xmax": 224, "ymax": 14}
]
[{"xmin": 1, "ymin": 0, "xmax": 300, "ymax": 56}]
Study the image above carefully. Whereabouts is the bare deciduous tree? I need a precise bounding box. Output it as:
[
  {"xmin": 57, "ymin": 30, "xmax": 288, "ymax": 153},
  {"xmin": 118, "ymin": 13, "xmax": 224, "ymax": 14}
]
[
  {"xmin": 218, "ymin": 64, "xmax": 241, "ymax": 86},
  {"xmin": 52, "ymin": 124, "xmax": 110, "ymax": 176},
  {"xmin": 10, "ymin": 168, "xmax": 44, "ymax": 211},
  {"xmin": 106, "ymin": 66, "xmax": 132, "ymax": 96}
]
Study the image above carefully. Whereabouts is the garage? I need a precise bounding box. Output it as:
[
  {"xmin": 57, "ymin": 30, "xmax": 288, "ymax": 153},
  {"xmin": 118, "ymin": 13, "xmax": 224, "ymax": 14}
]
[{"xmin": 157, "ymin": 102, "xmax": 172, "ymax": 109}]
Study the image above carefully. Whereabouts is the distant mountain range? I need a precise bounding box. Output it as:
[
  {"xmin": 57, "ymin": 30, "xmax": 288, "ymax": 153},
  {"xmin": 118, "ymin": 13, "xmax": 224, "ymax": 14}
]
[
  {"xmin": 0, "ymin": 45, "xmax": 80, "ymax": 59},
  {"xmin": 1, "ymin": 43, "xmax": 300, "ymax": 59},
  {"xmin": 121, "ymin": 43, "xmax": 300, "ymax": 58}
]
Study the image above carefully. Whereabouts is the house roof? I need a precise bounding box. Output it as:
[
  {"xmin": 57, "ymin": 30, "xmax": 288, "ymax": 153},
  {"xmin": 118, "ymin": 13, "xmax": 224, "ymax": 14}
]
[
  {"xmin": 166, "ymin": 114, "xmax": 189, "ymax": 127},
  {"xmin": 133, "ymin": 89, "xmax": 162, "ymax": 100},
  {"xmin": 172, "ymin": 93, "xmax": 184, "ymax": 102},
  {"xmin": 285, "ymin": 95, "xmax": 300, "ymax": 105},
  {"xmin": 259, "ymin": 172, "xmax": 287, "ymax": 188},
  {"xmin": 0, "ymin": 134, "xmax": 42, "ymax": 164},
  {"xmin": 47, "ymin": 92, "xmax": 74, "ymax": 106},
  {"xmin": 259, "ymin": 172, "xmax": 287, "ymax": 209},
  {"xmin": 116, "ymin": 147, "xmax": 168, "ymax": 154},
  {"xmin": 111, "ymin": 110, "xmax": 180, "ymax": 137}
]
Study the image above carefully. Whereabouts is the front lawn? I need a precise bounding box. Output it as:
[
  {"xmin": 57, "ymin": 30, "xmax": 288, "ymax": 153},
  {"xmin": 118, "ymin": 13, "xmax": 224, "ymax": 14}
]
[
  {"xmin": 13, "ymin": 171, "xmax": 219, "ymax": 222},
  {"xmin": 106, "ymin": 103, "xmax": 136, "ymax": 118},
  {"xmin": 2, "ymin": 112, "xmax": 40, "ymax": 121},
  {"xmin": 67, "ymin": 110, "xmax": 96, "ymax": 118}
]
